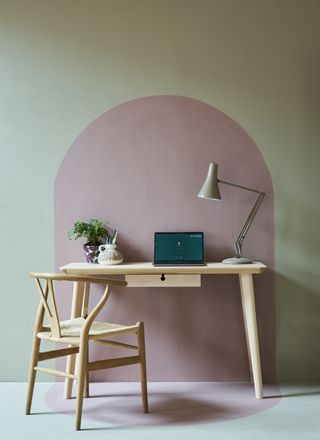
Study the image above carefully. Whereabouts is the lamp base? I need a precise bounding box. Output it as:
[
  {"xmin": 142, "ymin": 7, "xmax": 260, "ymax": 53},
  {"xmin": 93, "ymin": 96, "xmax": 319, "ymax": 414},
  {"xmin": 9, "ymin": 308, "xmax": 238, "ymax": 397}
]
[{"xmin": 222, "ymin": 257, "xmax": 253, "ymax": 264}]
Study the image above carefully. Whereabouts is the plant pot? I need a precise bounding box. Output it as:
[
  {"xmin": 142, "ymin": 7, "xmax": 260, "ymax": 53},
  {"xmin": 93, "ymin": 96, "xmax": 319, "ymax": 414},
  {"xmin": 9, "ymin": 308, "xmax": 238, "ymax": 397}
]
[{"xmin": 83, "ymin": 244, "xmax": 100, "ymax": 263}]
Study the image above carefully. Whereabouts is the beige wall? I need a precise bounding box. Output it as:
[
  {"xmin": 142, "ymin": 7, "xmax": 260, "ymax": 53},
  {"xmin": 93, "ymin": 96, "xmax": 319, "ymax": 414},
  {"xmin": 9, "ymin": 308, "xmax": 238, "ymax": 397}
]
[{"xmin": 0, "ymin": 0, "xmax": 319, "ymax": 381}]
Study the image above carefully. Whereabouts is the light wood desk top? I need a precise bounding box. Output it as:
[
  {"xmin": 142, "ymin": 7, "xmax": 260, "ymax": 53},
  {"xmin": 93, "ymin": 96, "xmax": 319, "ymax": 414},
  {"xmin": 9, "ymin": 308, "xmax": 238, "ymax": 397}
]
[{"xmin": 61, "ymin": 261, "xmax": 266, "ymax": 275}]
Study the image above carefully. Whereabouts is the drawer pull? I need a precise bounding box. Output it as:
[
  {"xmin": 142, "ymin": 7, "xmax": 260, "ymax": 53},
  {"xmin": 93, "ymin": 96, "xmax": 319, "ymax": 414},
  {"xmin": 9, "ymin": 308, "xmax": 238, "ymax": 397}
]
[{"xmin": 160, "ymin": 274, "xmax": 166, "ymax": 281}]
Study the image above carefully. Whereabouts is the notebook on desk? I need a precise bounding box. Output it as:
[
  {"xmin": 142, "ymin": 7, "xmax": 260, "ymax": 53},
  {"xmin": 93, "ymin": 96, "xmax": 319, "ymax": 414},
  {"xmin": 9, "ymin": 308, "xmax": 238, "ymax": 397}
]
[{"xmin": 153, "ymin": 232, "xmax": 205, "ymax": 266}]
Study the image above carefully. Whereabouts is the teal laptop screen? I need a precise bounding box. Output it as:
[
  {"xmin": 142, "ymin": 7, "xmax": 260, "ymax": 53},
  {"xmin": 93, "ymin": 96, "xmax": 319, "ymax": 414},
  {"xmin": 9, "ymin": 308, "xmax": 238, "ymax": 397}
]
[{"xmin": 154, "ymin": 232, "xmax": 204, "ymax": 264}]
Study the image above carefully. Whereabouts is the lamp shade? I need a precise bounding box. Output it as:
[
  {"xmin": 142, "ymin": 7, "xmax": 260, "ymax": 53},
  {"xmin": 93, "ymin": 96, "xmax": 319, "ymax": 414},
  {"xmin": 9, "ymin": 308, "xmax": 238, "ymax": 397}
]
[{"xmin": 197, "ymin": 162, "xmax": 221, "ymax": 200}]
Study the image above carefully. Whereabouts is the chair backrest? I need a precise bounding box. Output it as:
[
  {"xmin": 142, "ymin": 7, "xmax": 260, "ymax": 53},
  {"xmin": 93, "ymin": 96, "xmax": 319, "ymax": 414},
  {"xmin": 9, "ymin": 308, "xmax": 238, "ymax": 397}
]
[{"xmin": 30, "ymin": 273, "xmax": 127, "ymax": 338}]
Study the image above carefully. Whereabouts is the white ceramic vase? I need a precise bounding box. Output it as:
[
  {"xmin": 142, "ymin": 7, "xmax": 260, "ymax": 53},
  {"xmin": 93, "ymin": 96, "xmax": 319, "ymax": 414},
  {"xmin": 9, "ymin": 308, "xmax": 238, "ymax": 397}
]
[{"xmin": 98, "ymin": 244, "xmax": 123, "ymax": 265}]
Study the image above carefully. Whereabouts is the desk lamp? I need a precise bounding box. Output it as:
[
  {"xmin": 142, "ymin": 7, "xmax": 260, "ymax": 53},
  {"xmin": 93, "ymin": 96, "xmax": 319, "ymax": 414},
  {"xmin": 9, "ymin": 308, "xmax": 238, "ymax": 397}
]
[{"xmin": 198, "ymin": 162, "xmax": 265, "ymax": 264}]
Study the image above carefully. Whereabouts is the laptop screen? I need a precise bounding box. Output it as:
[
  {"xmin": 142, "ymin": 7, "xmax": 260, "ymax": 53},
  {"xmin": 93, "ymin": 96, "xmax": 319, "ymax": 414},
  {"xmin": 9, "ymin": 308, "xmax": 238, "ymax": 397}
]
[{"xmin": 154, "ymin": 232, "xmax": 204, "ymax": 265}]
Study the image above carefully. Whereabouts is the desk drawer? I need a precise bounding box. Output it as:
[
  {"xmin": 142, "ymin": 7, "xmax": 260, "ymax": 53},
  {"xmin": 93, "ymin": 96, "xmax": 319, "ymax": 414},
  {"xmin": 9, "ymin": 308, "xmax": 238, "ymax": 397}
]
[{"xmin": 125, "ymin": 274, "xmax": 201, "ymax": 287}]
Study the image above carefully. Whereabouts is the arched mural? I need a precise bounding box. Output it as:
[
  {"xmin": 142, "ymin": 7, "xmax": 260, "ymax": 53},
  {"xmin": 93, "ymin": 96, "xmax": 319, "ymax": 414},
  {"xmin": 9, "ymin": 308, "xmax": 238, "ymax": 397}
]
[{"xmin": 55, "ymin": 95, "xmax": 275, "ymax": 382}]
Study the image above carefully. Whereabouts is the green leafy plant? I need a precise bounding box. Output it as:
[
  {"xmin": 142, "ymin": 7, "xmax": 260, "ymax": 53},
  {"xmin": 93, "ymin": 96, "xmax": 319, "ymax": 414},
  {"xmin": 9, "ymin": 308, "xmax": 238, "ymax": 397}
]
[{"xmin": 68, "ymin": 219, "xmax": 110, "ymax": 246}]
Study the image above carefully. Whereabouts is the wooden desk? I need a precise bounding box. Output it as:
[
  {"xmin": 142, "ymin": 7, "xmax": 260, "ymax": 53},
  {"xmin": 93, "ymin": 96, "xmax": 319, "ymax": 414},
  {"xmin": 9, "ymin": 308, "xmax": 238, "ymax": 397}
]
[{"xmin": 61, "ymin": 262, "xmax": 267, "ymax": 399}]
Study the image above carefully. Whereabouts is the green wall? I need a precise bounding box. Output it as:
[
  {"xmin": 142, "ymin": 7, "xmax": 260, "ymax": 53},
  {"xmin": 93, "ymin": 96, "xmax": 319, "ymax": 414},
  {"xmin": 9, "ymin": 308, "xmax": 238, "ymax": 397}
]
[{"xmin": 1, "ymin": 0, "xmax": 319, "ymax": 382}]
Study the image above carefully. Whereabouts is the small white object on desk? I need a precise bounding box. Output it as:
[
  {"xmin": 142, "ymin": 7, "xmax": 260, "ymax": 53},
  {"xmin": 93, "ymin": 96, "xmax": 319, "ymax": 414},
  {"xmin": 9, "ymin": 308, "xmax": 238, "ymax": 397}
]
[{"xmin": 98, "ymin": 244, "xmax": 123, "ymax": 265}]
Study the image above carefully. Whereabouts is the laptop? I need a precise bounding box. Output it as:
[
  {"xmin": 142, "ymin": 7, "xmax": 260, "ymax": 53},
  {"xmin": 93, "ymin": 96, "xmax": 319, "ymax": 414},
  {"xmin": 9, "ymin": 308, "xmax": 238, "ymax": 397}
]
[{"xmin": 153, "ymin": 232, "xmax": 205, "ymax": 266}]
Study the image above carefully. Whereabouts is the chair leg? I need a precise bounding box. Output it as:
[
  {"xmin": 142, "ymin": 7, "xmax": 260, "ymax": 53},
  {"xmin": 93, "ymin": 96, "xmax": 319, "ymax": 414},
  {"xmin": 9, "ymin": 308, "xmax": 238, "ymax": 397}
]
[
  {"xmin": 75, "ymin": 340, "xmax": 88, "ymax": 430},
  {"xmin": 64, "ymin": 351, "xmax": 77, "ymax": 399},
  {"xmin": 137, "ymin": 322, "xmax": 148, "ymax": 413},
  {"xmin": 25, "ymin": 336, "xmax": 41, "ymax": 415},
  {"xmin": 74, "ymin": 349, "xmax": 89, "ymax": 399},
  {"xmin": 84, "ymin": 348, "xmax": 89, "ymax": 398}
]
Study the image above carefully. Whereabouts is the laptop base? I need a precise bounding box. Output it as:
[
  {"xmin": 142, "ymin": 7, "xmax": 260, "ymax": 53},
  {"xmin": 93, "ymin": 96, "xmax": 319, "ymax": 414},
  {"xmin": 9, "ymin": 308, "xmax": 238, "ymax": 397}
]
[{"xmin": 152, "ymin": 262, "xmax": 207, "ymax": 267}]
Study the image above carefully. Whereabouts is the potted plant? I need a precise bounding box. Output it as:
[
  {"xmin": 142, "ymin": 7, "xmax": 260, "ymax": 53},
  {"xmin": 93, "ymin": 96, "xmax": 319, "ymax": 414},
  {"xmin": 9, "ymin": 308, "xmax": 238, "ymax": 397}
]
[{"xmin": 68, "ymin": 219, "xmax": 110, "ymax": 263}]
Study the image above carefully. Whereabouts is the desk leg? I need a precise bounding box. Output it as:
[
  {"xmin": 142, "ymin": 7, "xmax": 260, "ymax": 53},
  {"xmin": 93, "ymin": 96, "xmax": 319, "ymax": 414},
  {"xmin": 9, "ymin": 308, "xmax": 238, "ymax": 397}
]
[
  {"xmin": 240, "ymin": 292, "xmax": 253, "ymax": 384},
  {"xmin": 64, "ymin": 281, "xmax": 85, "ymax": 400},
  {"xmin": 239, "ymin": 273, "xmax": 263, "ymax": 399}
]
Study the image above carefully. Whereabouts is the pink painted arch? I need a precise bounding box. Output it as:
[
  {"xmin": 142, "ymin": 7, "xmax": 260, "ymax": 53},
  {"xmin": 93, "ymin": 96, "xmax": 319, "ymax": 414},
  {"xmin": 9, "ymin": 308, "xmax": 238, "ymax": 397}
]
[{"xmin": 54, "ymin": 95, "xmax": 275, "ymax": 383}]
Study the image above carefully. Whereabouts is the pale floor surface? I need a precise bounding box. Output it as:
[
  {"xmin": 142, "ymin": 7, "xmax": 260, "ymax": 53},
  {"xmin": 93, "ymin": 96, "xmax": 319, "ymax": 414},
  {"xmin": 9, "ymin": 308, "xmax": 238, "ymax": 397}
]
[{"xmin": 0, "ymin": 382, "xmax": 320, "ymax": 440}]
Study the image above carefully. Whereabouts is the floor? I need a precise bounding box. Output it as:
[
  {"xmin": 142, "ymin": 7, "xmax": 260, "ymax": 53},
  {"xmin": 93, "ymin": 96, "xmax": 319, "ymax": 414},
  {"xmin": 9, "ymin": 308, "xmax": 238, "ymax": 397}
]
[{"xmin": 1, "ymin": 382, "xmax": 319, "ymax": 440}]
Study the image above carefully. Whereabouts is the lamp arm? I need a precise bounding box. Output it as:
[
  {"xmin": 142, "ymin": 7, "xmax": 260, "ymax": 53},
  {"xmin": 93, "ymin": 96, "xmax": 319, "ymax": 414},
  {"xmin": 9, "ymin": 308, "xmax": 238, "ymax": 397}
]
[
  {"xmin": 234, "ymin": 192, "xmax": 265, "ymax": 257},
  {"xmin": 219, "ymin": 180, "xmax": 265, "ymax": 258}
]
